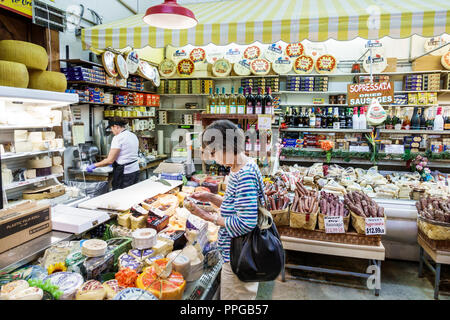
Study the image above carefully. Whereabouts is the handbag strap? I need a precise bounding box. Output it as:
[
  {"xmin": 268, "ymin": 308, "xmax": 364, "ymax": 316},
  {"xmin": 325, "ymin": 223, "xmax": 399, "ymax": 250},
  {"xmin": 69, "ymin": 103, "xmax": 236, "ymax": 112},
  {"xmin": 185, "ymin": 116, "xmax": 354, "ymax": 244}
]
[{"xmin": 253, "ymin": 166, "xmax": 273, "ymax": 230}]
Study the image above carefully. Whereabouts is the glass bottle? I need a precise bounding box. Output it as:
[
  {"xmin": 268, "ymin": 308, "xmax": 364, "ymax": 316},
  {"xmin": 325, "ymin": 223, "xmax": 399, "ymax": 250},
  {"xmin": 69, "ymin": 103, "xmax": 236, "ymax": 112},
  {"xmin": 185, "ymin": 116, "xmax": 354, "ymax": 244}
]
[
  {"xmin": 419, "ymin": 107, "xmax": 426, "ymax": 130},
  {"xmin": 411, "ymin": 107, "xmax": 420, "ymax": 130},
  {"xmin": 393, "ymin": 107, "xmax": 402, "ymax": 130},
  {"xmin": 385, "ymin": 107, "xmax": 393, "ymax": 130},
  {"xmin": 346, "ymin": 108, "xmax": 353, "ymax": 129},
  {"xmin": 445, "ymin": 108, "xmax": 450, "ymax": 130},
  {"xmin": 309, "ymin": 107, "xmax": 316, "ymax": 128},
  {"xmin": 237, "ymin": 87, "xmax": 246, "ymax": 114},
  {"xmin": 303, "ymin": 107, "xmax": 310, "ymax": 127},
  {"xmin": 315, "ymin": 108, "xmax": 322, "ymax": 128},
  {"xmin": 339, "ymin": 108, "xmax": 346, "ymax": 129},
  {"xmin": 246, "ymin": 87, "xmax": 255, "ymax": 114},
  {"xmin": 327, "ymin": 107, "xmax": 334, "ymax": 129},
  {"xmin": 333, "ymin": 107, "xmax": 340, "ymax": 129},
  {"xmin": 229, "ymin": 87, "xmax": 237, "ymax": 114},
  {"xmin": 426, "ymin": 108, "xmax": 434, "ymax": 130},
  {"xmin": 402, "ymin": 108, "xmax": 411, "ymax": 130},
  {"xmin": 255, "ymin": 87, "xmax": 263, "ymax": 115},
  {"xmin": 264, "ymin": 87, "xmax": 273, "ymax": 115},
  {"xmin": 321, "ymin": 108, "xmax": 328, "ymax": 128},
  {"xmin": 207, "ymin": 87, "xmax": 215, "ymax": 114}
]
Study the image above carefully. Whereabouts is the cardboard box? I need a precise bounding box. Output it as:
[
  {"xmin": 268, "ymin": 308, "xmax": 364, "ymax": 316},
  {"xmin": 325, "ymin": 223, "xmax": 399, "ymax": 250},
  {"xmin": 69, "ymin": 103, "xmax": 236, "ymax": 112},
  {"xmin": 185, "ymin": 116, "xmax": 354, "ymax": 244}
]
[
  {"xmin": 412, "ymin": 55, "xmax": 444, "ymax": 71},
  {"xmin": 383, "ymin": 58, "xmax": 397, "ymax": 72},
  {"xmin": 0, "ymin": 201, "xmax": 52, "ymax": 254}
]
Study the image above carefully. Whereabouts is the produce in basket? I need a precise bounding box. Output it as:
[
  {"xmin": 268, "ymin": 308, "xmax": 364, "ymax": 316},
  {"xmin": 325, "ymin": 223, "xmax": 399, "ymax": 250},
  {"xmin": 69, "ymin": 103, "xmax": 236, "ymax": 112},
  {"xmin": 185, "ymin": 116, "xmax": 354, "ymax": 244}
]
[
  {"xmin": 343, "ymin": 191, "xmax": 384, "ymax": 218},
  {"xmin": 265, "ymin": 176, "xmax": 291, "ymax": 211},
  {"xmin": 291, "ymin": 182, "xmax": 319, "ymax": 213},
  {"xmin": 320, "ymin": 191, "xmax": 349, "ymax": 217},
  {"xmin": 416, "ymin": 197, "xmax": 450, "ymax": 223}
]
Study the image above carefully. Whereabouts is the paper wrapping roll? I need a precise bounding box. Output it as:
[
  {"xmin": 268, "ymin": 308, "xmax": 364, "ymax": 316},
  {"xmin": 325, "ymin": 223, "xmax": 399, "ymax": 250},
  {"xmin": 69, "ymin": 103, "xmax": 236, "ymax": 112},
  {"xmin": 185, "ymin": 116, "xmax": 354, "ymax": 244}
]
[
  {"xmin": 157, "ymin": 130, "xmax": 164, "ymax": 155},
  {"xmin": 164, "ymin": 137, "xmax": 171, "ymax": 155}
]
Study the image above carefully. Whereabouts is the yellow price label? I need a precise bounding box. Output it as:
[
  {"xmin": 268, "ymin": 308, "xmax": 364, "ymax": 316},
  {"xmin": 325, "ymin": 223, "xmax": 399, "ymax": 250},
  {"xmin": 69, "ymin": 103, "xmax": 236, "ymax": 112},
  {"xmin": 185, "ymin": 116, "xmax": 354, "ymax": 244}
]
[{"xmin": 0, "ymin": 0, "xmax": 33, "ymax": 18}]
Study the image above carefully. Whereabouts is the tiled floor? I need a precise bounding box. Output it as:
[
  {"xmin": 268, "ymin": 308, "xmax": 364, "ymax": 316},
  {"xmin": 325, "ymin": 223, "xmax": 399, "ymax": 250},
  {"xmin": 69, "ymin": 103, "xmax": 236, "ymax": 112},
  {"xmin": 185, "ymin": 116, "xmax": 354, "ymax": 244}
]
[{"xmin": 256, "ymin": 251, "xmax": 450, "ymax": 300}]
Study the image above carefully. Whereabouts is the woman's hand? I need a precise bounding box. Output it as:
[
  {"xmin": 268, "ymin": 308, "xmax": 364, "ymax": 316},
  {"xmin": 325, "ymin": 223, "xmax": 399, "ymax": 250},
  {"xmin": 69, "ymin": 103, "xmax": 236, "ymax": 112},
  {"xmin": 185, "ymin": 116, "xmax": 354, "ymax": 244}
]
[
  {"xmin": 190, "ymin": 192, "xmax": 213, "ymax": 203},
  {"xmin": 186, "ymin": 199, "xmax": 215, "ymax": 222}
]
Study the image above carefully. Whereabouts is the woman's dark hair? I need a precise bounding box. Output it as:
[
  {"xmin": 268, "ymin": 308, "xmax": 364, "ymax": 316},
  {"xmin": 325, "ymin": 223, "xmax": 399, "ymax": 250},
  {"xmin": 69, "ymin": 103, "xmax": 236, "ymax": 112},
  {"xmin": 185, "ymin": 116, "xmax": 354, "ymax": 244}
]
[
  {"xmin": 108, "ymin": 117, "xmax": 128, "ymax": 128},
  {"xmin": 202, "ymin": 120, "xmax": 245, "ymax": 155}
]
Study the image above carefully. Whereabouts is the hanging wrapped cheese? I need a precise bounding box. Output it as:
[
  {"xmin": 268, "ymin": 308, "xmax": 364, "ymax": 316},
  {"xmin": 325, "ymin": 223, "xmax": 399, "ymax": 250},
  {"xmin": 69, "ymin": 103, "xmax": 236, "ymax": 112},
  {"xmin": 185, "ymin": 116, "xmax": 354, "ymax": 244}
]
[
  {"xmin": 212, "ymin": 59, "xmax": 232, "ymax": 77},
  {"xmin": 102, "ymin": 51, "xmax": 118, "ymax": 78},
  {"xmin": 272, "ymin": 56, "xmax": 293, "ymax": 74},
  {"xmin": 250, "ymin": 58, "xmax": 271, "ymax": 76},
  {"xmin": 159, "ymin": 59, "xmax": 176, "ymax": 78},
  {"xmin": 233, "ymin": 59, "xmax": 251, "ymax": 76},
  {"xmin": 243, "ymin": 45, "xmax": 261, "ymax": 60},
  {"xmin": 176, "ymin": 59, "xmax": 195, "ymax": 77},
  {"xmin": 294, "ymin": 55, "xmax": 315, "ymax": 74},
  {"xmin": 224, "ymin": 46, "xmax": 242, "ymax": 64},
  {"xmin": 315, "ymin": 54, "xmax": 337, "ymax": 74},
  {"xmin": 264, "ymin": 43, "xmax": 284, "ymax": 63},
  {"xmin": 367, "ymin": 98, "xmax": 387, "ymax": 127},
  {"xmin": 151, "ymin": 65, "xmax": 161, "ymax": 87},
  {"xmin": 115, "ymin": 54, "xmax": 129, "ymax": 79},
  {"xmin": 189, "ymin": 48, "xmax": 206, "ymax": 64},
  {"xmin": 126, "ymin": 50, "xmax": 140, "ymax": 74},
  {"xmin": 286, "ymin": 42, "xmax": 305, "ymax": 61},
  {"xmin": 362, "ymin": 51, "xmax": 387, "ymax": 73},
  {"xmin": 138, "ymin": 60, "xmax": 155, "ymax": 81},
  {"xmin": 441, "ymin": 51, "xmax": 450, "ymax": 70}
]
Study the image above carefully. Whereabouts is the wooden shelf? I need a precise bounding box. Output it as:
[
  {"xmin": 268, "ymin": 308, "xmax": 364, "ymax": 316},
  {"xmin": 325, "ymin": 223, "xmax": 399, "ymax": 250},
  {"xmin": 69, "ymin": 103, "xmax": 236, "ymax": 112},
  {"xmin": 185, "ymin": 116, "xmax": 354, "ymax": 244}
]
[
  {"xmin": 59, "ymin": 59, "xmax": 103, "ymax": 68},
  {"xmin": 67, "ymin": 81, "xmax": 157, "ymax": 94},
  {"xmin": 380, "ymin": 129, "xmax": 450, "ymax": 135},
  {"xmin": 105, "ymin": 116, "xmax": 155, "ymax": 119},
  {"xmin": 200, "ymin": 114, "xmax": 260, "ymax": 120},
  {"xmin": 79, "ymin": 101, "xmax": 159, "ymax": 108}
]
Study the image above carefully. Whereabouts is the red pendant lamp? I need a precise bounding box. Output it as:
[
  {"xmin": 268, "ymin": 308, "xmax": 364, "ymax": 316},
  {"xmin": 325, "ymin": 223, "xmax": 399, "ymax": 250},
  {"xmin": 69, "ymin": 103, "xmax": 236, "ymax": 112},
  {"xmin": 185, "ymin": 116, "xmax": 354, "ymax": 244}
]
[{"xmin": 143, "ymin": 0, "xmax": 198, "ymax": 29}]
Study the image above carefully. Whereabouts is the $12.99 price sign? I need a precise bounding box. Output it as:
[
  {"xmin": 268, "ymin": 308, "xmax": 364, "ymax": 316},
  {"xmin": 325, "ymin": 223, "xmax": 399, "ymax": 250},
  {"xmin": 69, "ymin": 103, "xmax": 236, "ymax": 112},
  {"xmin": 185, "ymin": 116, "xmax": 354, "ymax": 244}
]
[{"xmin": 365, "ymin": 217, "xmax": 386, "ymax": 235}]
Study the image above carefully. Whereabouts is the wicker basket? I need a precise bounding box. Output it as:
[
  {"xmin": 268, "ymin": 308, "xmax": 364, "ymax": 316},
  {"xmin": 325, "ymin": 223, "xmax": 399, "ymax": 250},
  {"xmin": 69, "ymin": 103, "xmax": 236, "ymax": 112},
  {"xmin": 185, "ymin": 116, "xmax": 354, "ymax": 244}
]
[
  {"xmin": 271, "ymin": 207, "xmax": 290, "ymax": 226},
  {"xmin": 418, "ymin": 229, "xmax": 450, "ymax": 251},
  {"xmin": 350, "ymin": 211, "xmax": 387, "ymax": 235},
  {"xmin": 278, "ymin": 226, "xmax": 381, "ymax": 246},
  {"xmin": 290, "ymin": 209, "xmax": 318, "ymax": 231},
  {"xmin": 417, "ymin": 216, "xmax": 450, "ymax": 241},
  {"xmin": 318, "ymin": 212, "xmax": 350, "ymax": 232}
]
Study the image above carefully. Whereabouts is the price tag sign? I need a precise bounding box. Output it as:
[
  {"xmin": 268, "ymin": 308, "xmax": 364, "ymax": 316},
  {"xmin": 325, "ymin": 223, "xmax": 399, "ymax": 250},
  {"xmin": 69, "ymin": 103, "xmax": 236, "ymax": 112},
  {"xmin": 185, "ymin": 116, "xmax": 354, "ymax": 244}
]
[
  {"xmin": 384, "ymin": 144, "xmax": 405, "ymax": 154},
  {"xmin": 366, "ymin": 40, "xmax": 382, "ymax": 48},
  {"xmin": 258, "ymin": 115, "xmax": 272, "ymax": 130},
  {"xmin": 365, "ymin": 217, "xmax": 386, "ymax": 235},
  {"xmin": 324, "ymin": 216, "xmax": 345, "ymax": 234}
]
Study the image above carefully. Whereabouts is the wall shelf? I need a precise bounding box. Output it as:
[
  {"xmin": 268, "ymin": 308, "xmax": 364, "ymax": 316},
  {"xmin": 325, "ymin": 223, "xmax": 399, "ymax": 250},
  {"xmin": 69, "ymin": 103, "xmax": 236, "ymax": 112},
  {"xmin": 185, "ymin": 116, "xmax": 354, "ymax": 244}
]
[
  {"xmin": 4, "ymin": 174, "xmax": 64, "ymax": 191},
  {"xmin": 1, "ymin": 148, "xmax": 66, "ymax": 161},
  {"xmin": 67, "ymin": 81, "xmax": 157, "ymax": 94}
]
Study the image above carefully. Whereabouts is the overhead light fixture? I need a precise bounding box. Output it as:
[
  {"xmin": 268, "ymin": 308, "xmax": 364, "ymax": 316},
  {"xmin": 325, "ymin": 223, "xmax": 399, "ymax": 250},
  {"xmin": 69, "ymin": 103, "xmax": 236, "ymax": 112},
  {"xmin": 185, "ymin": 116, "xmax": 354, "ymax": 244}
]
[{"xmin": 143, "ymin": 0, "xmax": 197, "ymax": 30}]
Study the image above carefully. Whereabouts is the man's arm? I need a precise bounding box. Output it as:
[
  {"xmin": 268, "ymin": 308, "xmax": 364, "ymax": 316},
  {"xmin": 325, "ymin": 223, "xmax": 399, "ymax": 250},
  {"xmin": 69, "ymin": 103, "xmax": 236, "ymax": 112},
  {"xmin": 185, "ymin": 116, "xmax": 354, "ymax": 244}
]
[{"xmin": 94, "ymin": 148, "xmax": 120, "ymax": 168}]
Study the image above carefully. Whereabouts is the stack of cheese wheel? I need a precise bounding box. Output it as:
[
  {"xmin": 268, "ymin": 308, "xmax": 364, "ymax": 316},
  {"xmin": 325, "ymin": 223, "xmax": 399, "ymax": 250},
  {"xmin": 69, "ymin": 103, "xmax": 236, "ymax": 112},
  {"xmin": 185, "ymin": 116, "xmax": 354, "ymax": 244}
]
[
  {"xmin": 132, "ymin": 228, "xmax": 157, "ymax": 250},
  {"xmin": 136, "ymin": 258, "xmax": 186, "ymax": 300},
  {"xmin": 81, "ymin": 239, "xmax": 107, "ymax": 257},
  {"xmin": 43, "ymin": 272, "xmax": 84, "ymax": 300},
  {"xmin": 0, "ymin": 40, "xmax": 66, "ymax": 91}
]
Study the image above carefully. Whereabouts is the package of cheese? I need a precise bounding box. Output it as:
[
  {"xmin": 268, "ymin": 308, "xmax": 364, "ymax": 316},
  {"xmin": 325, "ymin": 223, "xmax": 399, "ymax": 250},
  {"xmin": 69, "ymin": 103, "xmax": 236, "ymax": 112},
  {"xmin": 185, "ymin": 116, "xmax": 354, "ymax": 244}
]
[
  {"xmin": 9, "ymin": 287, "xmax": 43, "ymax": 300},
  {"xmin": 53, "ymin": 156, "xmax": 62, "ymax": 166},
  {"xmin": 366, "ymin": 99, "xmax": 387, "ymax": 127},
  {"xmin": 51, "ymin": 165, "xmax": 64, "ymax": 175},
  {"xmin": 103, "ymin": 280, "xmax": 124, "ymax": 300},
  {"xmin": 14, "ymin": 141, "xmax": 33, "ymax": 153},
  {"xmin": 152, "ymin": 238, "xmax": 174, "ymax": 257},
  {"xmin": 76, "ymin": 280, "xmax": 106, "ymax": 300},
  {"xmin": 28, "ymin": 131, "xmax": 43, "ymax": 142},
  {"xmin": 25, "ymin": 169, "xmax": 37, "ymax": 179},
  {"xmin": 43, "ymin": 131, "xmax": 56, "ymax": 140},
  {"xmin": 117, "ymin": 212, "xmax": 131, "ymax": 228},
  {"xmin": 43, "ymin": 272, "xmax": 84, "ymax": 300},
  {"xmin": 14, "ymin": 130, "xmax": 28, "ymax": 142},
  {"xmin": 0, "ymin": 280, "xmax": 29, "ymax": 300}
]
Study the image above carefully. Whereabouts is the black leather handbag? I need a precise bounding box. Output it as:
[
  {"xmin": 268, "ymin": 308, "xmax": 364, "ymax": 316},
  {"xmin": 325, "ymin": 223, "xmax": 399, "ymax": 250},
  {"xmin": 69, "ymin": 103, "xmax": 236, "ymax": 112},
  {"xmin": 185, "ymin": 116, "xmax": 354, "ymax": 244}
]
[{"xmin": 230, "ymin": 178, "xmax": 285, "ymax": 283}]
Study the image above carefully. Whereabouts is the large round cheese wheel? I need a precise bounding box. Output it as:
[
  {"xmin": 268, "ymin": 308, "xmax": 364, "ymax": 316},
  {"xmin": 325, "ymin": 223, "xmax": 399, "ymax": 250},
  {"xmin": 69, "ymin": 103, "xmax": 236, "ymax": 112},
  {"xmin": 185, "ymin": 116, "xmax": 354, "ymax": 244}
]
[
  {"xmin": 294, "ymin": 55, "xmax": 315, "ymax": 74},
  {"xmin": 315, "ymin": 54, "xmax": 337, "ymax": 74},
  {"xmin": 177, "ymin": 59, "xmax": 195, "ymax": 77},
  {"xmin": 362, "ymin": 52, "xmax": 387, "ymax": 73},
  {"xmin": 159, "ymin": 59, "xmax": 176, "ymax": 78},
  {"xmin": 224, "ymin": 46, "xmax": 242, "ymax": 64},
  {"xmin": 102, "ymin": 51, "xmax": 118, "ymax": 77},
  {"xmin": 212, "ymin": 59, "xmax": 232, "ymax": 77},
  {"xmin": 76, "ymin": 280, "xmax": 106, "ymax": 300},
  {"xmin": 233, "ymin": 59, "xmax": 251, "ymax": 76},
  {"xmin": 115, "ymin": 54, "xmax": 129, "ymax": 79},
  {"xmin": 0, "ymin": 40, "xmax": 48, "ymax": 71},
  {"xmin": 167, "ymin": 252, "xmax": 191, "ymax": 280},
  {"xmin": 0, "ymin": 60, "xmax": 29, "ymax": 88},
  {"xmin": 206, "ymin": 49, "xmax": 224, "ymax": 64},
  {"xmin": 286, "ymin": 42, "xmax": 305, "ymax": 60},
  {"xmin": 118, "ymin": 253, "xmax": 143, "ymax": 272},
  {"xmin": 113, "ymin": 288, "xmax": 158, "ymax": 300},
  {"xmin": 243, "ymin": 46, "xmax": 261, "ymax": 60},
  {"xmin": 132, "ymin": 228, "xmax": 157, "ymax": 250},
  {"xmin": 152, "ymin": 65, "xmax": 161, "ymax": 87},
  {"xmin": 28, "ymin": 70, "xmax": 67, "ymax": 92},
  {"xmin": 272, "ymin": 56, "xmax": 293, "ymax": 74},
  {"xmin": 0, "ymin": 280, "xmax": 29, "ymax": 300},
  {"xmin": 189, "ymin": 48, "xmax": 206, "ymax": 64},
  {"xmin": 264, "ymin": 43, "xmax": 284, "ymax": 63},
  {"xmin": 43, "ymin": 272, "xmax": 84, "ymax": 300},
  {"xmin": 27, "ymin": 156, "xmax": 52, "ymax": 169},
  {"xmin": 250, "ymin": 58, "xmax": 271, "ymax": 75},
  {"xmin": 441, "ymin": 52, "xmax": 450, "ymax": 70},
  {"xmin": 103, "ymin": 280, "xmax": 124, "ymax": 300},
  {"xmin": 136, "ymin": 258, "xmax": 186, "ymax": 300},
  {"xmin": 126, "ymin": 51, "xmax": 140, "ymax": 74},
  {"xmin": 138, "ymin": 60, "xmax": 156, "ymax": 81},
  {"xmin": 9, "ymin": 287, "xmax": 43, "ymax": 300},
  {"xmin": 81, "ymin": 239, "xmax": 107, "ymax": 257}
]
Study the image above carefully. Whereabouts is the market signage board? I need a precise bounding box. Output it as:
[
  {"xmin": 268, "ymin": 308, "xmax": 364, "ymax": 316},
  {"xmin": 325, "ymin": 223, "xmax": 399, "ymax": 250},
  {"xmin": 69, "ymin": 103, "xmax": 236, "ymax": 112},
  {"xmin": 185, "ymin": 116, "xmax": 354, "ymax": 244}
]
[
  {"xmin": 347, "ymin": 81, "xmax": 394, "ymax": 106},
  {"xmin": 0, "ymin": 0, "xmax": 33, "ymax": 18}
]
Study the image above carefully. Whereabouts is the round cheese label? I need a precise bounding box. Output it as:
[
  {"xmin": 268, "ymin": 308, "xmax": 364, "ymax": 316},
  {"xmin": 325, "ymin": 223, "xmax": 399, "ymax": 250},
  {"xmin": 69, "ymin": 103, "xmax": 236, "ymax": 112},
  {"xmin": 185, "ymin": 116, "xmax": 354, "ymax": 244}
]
[
  {"xmin": 189, "ymin": 48, "xmax": 206, "ymax": 63},
  {"xmin": 265, "ymin": 43, "xmax": 284, "ymax": 63},
  {"xmin": 138, "ymin": 60, "xmax": 156, "ymax": 81},
  {"xmin": 177, "ymin": 59, "xmax": 195, "ymax": 76},
  {"xmin": 206, "ymin": 50, "xmax": 224, "ymax": 64},
  {"xmin": 80, "ymin": 280, "xmax": 104, "ymax": 292},
  {"xmin": 126, "ymin": 51, "xmax": 140, "ymax": 74},
  {"xmin": 115, "ymin": 55, "xmax": 129, "ymax": 79},
  {"xmin": 150, "ymin": 65, "xmax": 160, "ymax": 86},
  {"xmin": 159, "ymin": 59, "xmax": 176, "ymax": 78},
  {"xmin": 83, "ymin": 239, "xmax": 107, "ymax": 250},
  {"xmin": 102, "ymin": 51, "xmax": 118, "ymax": 78},
  {"xmin": 272, "ymin": 56, "xmax": 293, "ymax": 74},
  {"xmin": 233, "ymin": 59, "xmax": 251, "ymax": 76},
  {"xmin": 113, "ymin": 288, "xmax": 158, "ymax": 300},
  {"xmin": 212, "ymin": 58, "xmax": 232, "ymax": 77},
  {"xmin": 243, "ymin": 46, "xmax": 261, "ymax": 60},
  {"xmin": 424, "ymin": 35, "xmax": 450, "ymax": 55},
  {"xmin": 44, "ymin": 272, "xmax": 84, "ymax": 299},
  {"xmin": 172, "ymin": 48, "xmax": 189, "ymax": 63},
  {"xmin": 442, "ymin": 52, "xmax": 450, "ymax": 70},
  {"xmin": 315, "ymin": 54, "xmax": 337, "ymax": 74},
  {"xmin": 362, "ymin": 52, "xmax": 387, "ymax": 73},
  {"xmin": 224, "ymin": 46, "xmax": 242, "ymax": 64},
  {"xmin": 250, "ymin": 58, "xmax": 271, "ymax": 75},
  {"xmin": 286, "ymin": 42, "xmax": 305, "ymax": 59},
  {"xmin": 294, "ymin": 55, "xmax": 314, "ymax": 74}
]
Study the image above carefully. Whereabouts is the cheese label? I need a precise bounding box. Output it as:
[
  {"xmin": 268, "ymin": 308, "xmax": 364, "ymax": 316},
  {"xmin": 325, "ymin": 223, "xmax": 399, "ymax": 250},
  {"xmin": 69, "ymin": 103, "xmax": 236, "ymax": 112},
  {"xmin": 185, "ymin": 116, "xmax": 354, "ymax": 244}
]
[
  {"xmin": 233, "ymin": 59, "xmax": 251, "ymax": 76},
  {"xmin": 159, "ymin": 59, "xmax": 176, "ymax": 78},
  {"xmin": 442, "ymin": 52, "xmax": 450, "ymax": 70},
  {"xmin": 250, "ymin": 58, "xmax": 271, "ymax": 75},
  {"xmin": 126, "ymin": 51, "xmax": 140, "ymax": 74},
  {"xmin": 102, "ymin": 51, "xmax": 118, "ymax": 78},
  {"xmin": 115, "ymin": 55, "xmax": 129, "ymax": 79},
  {"xmin": 177, "ymin": 59, "xmax": 195, "ymax": 76},
  {"xmin": 243, "ymin": 46, "xmax": 261, "ymax": 60},
  {"xmin": 315, "ymin": 54, "xmax": 337, "ymax": 74},
  {"xmin": 80, "ymin": 280, "xmax": 103, "ymax": 292},
  {"xmin": 286, "ymin": 42, "xmax": 305, "ymax": 59},
  {"xmin": 265, "ymin": 43, "xmax": 284, "ymax": 62},
  {"xmin": 172, "ymin": 49, "xmax": 188, "ymax": 63},
  {"xmin": 138, "ymin": 60, "xmax": 156, "ymax": 81},
  {"xmin": 212, "ymin": 59, "xmax": 232, "ymax": 77},
  {"xmin": 189, "ymin": 48, "xmax": 206, "ymax": 63},
  {"xmin": 294, "ymin": 55, "xmax": 314, "ymax": 74},
  {"xmin": 224, "ymin": 47, "xmax": 242, "ymax": 63}
]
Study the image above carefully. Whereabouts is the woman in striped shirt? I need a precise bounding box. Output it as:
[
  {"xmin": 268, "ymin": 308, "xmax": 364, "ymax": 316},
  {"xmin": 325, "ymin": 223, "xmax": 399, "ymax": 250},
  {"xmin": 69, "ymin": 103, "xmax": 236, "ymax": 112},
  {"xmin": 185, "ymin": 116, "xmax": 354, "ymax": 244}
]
[{"xmin": 187, "ymin": 120, "xmax": 265, "ymax": 300}]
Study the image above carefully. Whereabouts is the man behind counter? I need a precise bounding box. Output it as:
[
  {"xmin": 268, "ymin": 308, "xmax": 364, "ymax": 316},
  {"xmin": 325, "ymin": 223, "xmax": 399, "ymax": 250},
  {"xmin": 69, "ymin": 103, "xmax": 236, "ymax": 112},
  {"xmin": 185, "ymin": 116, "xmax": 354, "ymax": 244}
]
[{"xmin": 87, "ymin": 118, "xmax": 140, "ymax": 190}]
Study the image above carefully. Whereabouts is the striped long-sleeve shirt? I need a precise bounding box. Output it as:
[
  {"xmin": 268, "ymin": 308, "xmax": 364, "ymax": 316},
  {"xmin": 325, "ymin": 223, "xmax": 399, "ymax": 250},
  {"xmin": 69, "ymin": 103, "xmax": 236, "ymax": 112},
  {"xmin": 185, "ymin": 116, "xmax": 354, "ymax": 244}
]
[{"xmin": 218, "ymin": 160, "xmax": 265, "ymax": 263}]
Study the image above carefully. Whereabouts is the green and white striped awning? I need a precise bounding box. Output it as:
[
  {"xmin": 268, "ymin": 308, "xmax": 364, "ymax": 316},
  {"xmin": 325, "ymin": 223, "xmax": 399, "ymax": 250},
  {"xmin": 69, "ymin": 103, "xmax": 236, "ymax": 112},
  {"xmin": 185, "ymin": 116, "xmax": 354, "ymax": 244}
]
[{"xmin": 82, "ymin": 0, "xmax": 450, "ymax": 50}]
